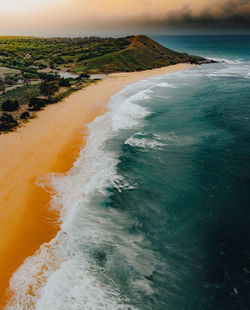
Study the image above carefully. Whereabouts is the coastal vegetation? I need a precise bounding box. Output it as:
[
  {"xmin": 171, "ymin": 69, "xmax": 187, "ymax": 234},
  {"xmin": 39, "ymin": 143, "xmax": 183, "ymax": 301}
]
[
  {"xmin": 0, "ymin": 35, "xmax": 207, "ymax": 132},
  {"xmin": 2, "ymin": 99, "xmax": 19, "ymax": 112},
  {"xmin": 0, "ymin": 36, "xmax": 130, "ymax": 75},
  {"xmin": 0, "ymin": 74, "xmax": 92, "ymax": 132},
  {"xmin": 0, "ymin": 34, "xmax": 205, "ymax": 76},
  {"xmin": 0, "ymin": 113, "xmax": 18, "ymax": 131}
]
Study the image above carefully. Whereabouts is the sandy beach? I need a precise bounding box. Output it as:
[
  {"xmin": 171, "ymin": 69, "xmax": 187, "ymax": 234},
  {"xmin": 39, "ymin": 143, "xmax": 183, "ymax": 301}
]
[{"xmin": 0, "ymin": 63, "xmax": 192, "ymax": 306}]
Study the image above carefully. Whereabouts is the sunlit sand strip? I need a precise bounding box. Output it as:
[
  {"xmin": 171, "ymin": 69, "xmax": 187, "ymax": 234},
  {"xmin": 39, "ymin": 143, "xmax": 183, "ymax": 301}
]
[{"xmin": 0, "ymin": 63, "xmax": 193, "ymax": 308}]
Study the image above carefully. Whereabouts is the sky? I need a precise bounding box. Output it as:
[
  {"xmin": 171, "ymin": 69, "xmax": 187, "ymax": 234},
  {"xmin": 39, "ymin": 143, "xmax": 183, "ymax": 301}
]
[{"xmin": 0, "ymin": 0, "xmax": 250, "ymax": 36}]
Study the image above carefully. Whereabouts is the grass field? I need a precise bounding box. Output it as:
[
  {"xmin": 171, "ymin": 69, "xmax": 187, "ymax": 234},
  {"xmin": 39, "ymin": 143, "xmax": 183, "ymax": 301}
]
[{"xmin": 0, "ymin": 67, "xmax": 21, "ymax": 76}]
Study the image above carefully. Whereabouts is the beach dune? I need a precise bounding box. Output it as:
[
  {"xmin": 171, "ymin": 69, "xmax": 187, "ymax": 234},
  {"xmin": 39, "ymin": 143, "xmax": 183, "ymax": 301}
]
[{"xmin": 0, "ymin": 63, "xmax": 192, "ymax": 306}]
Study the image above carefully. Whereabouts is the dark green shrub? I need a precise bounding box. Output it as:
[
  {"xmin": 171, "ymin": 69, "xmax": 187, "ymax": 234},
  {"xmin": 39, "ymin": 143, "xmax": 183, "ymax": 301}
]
[
  {"xmin": 2, "ymin": 100, "xmax": 20, "ymax": 112},
  {"xmin": 28, "ymin": 97, "xmax": 47, "ymax": 111},
  {"xmin": 20, "ymin": 111, "xmax": 30, "ymax": 119},
  {"xmin": 54, "ymin": 56, "xmax": 64, "ymax": 64},
  {"xmin": 59, "ymin": 78, "xmax": 71, "ymax": 87},
  {"xmin": 49, "ymin": 61, "xmax": 55, "ymax": 69},
  {"xmin": 39, "ymin": 73, "xmax": 59, "ymax": 82},
  {"xmin": 40, "ymin": 81, "xmax": 59, "ymax": 99},
  {"xmin": 77, "ymin": 55, "xmax": 85, "ymax": 62},
  {"xmin": 0, "ymin": 113, "xmax": 18, "ymax": 131}
]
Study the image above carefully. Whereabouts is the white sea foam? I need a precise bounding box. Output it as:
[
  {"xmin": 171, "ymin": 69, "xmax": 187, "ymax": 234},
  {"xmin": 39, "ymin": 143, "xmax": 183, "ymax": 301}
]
[
  {"xmin": 108, "ymin": 86, "xmax": 153, "ymax": 132},
  {"xmin": 206, "ymin": 62, "xmax": 250, "ymax": 79},
  {"xmin": 124, "ymin": 130, "xmax": 202, "ymax": 150},
  {"xmin": 125, "ymin": 137, "xmax": 166, "ymax": 150},
  {"xmin": 153, "ymin": 82, "xmax": 177, "ymax": 88},
  {"xmin": 6, "ymin": 79, "xmax": 159, "ymax": 310},
  {"xmin": 125, "ymin": 133, "xmax": 166, "ymax": 150},
  {"xmin": 210, "ymin": 57, "xmax": 243, "ymax": 64}
]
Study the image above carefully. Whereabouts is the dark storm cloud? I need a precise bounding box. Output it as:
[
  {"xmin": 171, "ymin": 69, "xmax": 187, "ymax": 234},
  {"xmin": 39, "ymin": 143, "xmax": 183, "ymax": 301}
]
[{"xmin": 157, "ymin": 0, "xmax": 250, "ymax": 33}]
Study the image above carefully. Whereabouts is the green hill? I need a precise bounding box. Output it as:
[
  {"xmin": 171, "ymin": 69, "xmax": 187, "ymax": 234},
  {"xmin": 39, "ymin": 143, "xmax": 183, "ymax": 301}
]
[{"xmin": 73, "ymin": 35, "xmax": 206, "ymax": 73}]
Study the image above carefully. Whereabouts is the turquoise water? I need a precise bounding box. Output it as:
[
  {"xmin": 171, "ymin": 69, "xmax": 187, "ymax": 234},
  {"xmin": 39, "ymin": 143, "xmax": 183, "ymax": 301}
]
[
  {"xmin": 101, "ymin": 36, "xmax": 250, "ymax": 310},
  {"xmin": 8, "ymin": 36, "xmax": 250, "ymax": 310}
]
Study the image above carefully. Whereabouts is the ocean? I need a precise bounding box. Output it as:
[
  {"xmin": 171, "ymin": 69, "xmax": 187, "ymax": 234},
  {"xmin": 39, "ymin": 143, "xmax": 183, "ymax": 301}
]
[{"xmin": 7, "ymin": 35, "xmax": 250, "ymax": 309}]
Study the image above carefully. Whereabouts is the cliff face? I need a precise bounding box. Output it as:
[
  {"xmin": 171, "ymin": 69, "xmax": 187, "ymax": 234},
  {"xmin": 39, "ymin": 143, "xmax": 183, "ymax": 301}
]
[{"xmin": 81, "ymin": 35, "xmax": 206, "ymax": 73}]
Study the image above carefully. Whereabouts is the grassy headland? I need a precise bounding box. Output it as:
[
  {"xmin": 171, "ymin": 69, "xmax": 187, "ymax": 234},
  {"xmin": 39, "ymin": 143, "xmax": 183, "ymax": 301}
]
[{"xmin": 0, "ymin": 35, "xmax": 207, "ymax": 132}]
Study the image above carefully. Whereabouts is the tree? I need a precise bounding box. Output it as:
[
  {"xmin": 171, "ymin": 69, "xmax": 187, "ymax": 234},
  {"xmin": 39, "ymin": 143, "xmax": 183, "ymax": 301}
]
[
  {"xmin": 49, "ymin": 60, "xmax": 55, "ymax": 69},
  {"xmin": 40, "ymin": 81, "xmax": 59, "ymax": 99},
  {"xmin": 0, "ymin": 113, "xmax": 18, "ymax": 131},
  {"xmin": 39, "ymin": 72, "xmax": 59, "ymax": 82},
  {"xmin": 54, "ymin": 56, "xmax": 64, "ymax": 65},
  {"xmin": 28, "ymin": 97, "xmax": 47, "ymax": 111},
  {"xmin": 2, "ymin": 100, "xmax": 19, "ymax": 112},
  {"xmin": 20, "ymin": 111, "xmax": 30, "ymax": 119},
  {"xmin": 59, "ymin": 78, "xmax": 71, "ymax": 87}
]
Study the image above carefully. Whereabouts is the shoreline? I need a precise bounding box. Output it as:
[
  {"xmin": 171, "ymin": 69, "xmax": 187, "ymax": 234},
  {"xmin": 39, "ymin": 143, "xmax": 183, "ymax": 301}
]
[{"xmin": 0, "ymin": 63, "xmax": 193, "ymax": 307}]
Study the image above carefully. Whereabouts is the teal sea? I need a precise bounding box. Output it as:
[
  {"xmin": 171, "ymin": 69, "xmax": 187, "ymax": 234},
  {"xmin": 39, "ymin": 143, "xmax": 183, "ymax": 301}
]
[{"xmin": 7, "ymin": 36, "xmax": 250, "ymax": 310}]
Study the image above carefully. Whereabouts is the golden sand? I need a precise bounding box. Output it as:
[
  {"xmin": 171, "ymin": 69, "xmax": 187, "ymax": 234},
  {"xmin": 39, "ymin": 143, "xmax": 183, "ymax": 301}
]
[{"xmin": 0, "ymin": 63, "xmax": 192, "ymax": 307}]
